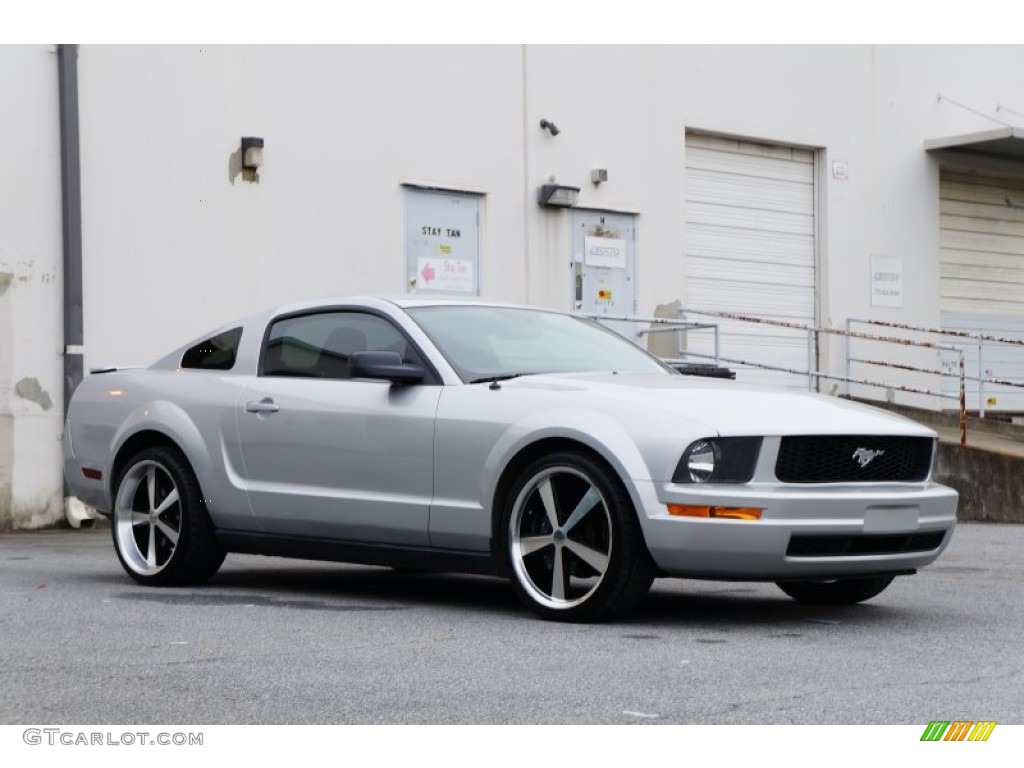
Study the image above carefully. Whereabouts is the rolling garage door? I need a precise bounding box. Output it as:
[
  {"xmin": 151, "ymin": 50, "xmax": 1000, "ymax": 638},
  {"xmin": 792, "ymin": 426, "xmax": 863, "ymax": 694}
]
[
  {"xmin": 684, "ymin": 133, "xmax": 817, "ymax": 389},
  {"xmin": 940, "ymin": 170, "xmax": 1024, "ymax": 411}
]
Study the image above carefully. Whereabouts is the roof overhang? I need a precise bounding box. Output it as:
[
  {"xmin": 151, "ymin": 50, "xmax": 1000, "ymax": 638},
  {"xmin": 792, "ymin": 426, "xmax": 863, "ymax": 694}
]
[{"xmin": 926, "ymin": 127, "xmax": 1024, "ymax": 173}]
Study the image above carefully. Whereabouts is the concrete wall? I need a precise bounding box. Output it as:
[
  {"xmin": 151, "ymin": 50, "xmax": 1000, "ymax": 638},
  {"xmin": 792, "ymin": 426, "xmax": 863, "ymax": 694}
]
[
  {"xmin": 77, "ymin": 45, "xmax": 529, "ymax": 368},
  {"xmin": 72, "ymin": 44, "xmax": 1024, "ymax": 369},
  {"xmin": 936, "ymin": 442, "xmax": 1024, "ymax": 523},
  {"xmin": 0, "ymin": 45, "xmax": 65, "ymax": 529},
  {"xmin": 5, "ymin": 43, "xmax": 1024, "ymax": 527}
]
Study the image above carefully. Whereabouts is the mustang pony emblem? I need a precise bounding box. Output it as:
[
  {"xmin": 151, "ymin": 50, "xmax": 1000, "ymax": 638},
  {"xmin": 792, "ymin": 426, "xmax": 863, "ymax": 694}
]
[{"xmin": 852, "ymin": 447, "xmax": 885, "ymax": 468}]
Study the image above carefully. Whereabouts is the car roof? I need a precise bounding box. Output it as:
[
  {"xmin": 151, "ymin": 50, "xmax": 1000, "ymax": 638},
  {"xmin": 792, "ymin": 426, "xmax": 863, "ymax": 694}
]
[{"xmin": 270, "ymin": 294, "xmax": 554, "ymax": 315}]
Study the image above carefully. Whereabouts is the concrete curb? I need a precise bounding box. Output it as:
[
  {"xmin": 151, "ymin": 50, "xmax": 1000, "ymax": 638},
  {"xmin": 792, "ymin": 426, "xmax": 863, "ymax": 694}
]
[{"xmin": 935, "ymin": 443, "xmax": 1024, "ymax": 523}]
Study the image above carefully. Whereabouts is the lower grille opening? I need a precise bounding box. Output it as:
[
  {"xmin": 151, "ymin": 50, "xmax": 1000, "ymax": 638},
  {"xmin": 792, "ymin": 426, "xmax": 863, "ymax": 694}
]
[{"xmin": 787, "ymin": 531, "xmax": 946, "ymax": 557}]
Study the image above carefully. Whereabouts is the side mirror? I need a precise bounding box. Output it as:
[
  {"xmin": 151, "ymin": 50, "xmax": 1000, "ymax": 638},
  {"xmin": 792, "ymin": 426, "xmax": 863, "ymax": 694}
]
[{"xmin": 349, "ymin": 351, "xmax": 426, "ymax": 384}]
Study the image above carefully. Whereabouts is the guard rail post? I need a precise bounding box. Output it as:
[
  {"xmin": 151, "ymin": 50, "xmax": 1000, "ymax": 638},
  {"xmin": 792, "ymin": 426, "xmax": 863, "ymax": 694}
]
[{"xmin": 978, "ymin": 336, "xmax": 986, "ymax": 419}]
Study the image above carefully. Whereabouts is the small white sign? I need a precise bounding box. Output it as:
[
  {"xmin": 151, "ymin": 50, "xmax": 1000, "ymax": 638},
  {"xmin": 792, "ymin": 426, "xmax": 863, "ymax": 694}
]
[
  {"xmin": 870, "ymin": 256, "xmax": 903, "ymax": 308},
  {"xmin": 417, "ymin": 257, "xmax": 475, "ymax": 293},
  {"xmin": 584, "ymin": 236, "xmax": 627, "ymax": 269},
  {"xmin": 832, "ymin": 160, "xmax": 849, "ymax": 181}
]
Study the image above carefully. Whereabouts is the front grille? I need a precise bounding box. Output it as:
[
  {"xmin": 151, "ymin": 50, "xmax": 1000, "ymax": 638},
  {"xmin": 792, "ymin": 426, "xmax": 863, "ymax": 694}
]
[
  {"xmin": 775, "ymin": 435, "xmax": 933, "ymax": 483},
  {"xmin": 787, "ymin": 531, "xmax": 946, "ymax": 557}
]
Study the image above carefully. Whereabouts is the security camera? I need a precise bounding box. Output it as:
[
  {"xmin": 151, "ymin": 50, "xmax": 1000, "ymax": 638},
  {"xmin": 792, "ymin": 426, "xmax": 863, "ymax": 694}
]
[{"xmin": 539, "ymin": 118, "xmax": 561, "ymax": 136}]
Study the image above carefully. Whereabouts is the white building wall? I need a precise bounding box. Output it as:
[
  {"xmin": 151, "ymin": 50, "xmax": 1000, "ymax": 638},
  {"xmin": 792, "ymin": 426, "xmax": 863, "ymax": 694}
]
[
  {"xmin": 5, "ymin": 44, "xmax": 1024, "ymax": 527},
  {"xmin": 523, "ymin": 46, "xmax": 690, "ymax": 313},
  {"xmin": 0, "ymin": 45, "xmax": 65, "ymax": 529},
  {"xmin": 75, "ymin": 44, "xmax": 1024, "ymax": 370},
  {"xmin": 78, "ymin": 45, "xmax": 529, "ymax": 369}
]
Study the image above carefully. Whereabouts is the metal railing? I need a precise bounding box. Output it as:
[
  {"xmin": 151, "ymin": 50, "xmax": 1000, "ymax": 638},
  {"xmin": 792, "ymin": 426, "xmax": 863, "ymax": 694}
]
[
  {"xmin": 846, "ymin": 319, "xmax": 1024, "ymax": 419},
  {"xmin": 583, "ymin": 310, "xmax": 970, "ymax": 447}
]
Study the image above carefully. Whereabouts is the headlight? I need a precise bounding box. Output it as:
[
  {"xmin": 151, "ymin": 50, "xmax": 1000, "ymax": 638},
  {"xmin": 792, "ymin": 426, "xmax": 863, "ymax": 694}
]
[
  {"xmin": 673, "ymin": 437, "xmax": 762, "ymax": 483},
  {"xmin": 684, "ymin": 440, "xmax": 717, "ymax": 482}
]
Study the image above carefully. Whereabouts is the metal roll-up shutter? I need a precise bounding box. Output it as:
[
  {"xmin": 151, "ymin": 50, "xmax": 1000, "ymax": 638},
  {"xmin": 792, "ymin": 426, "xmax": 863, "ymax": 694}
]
[
  {"xmin": 940, "ymin": 170, "xmax": 1024, "ymax": 411},
  {"xmin": 684, "ymin": 133, "xmax": 817, "ymax": 389}
]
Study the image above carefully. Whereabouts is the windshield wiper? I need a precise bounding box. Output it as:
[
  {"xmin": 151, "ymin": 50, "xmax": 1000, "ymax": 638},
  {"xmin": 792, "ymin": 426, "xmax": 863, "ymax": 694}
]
[{"xmin": 469, "ymin": 373, "xmax": 533, "ymax": 386}]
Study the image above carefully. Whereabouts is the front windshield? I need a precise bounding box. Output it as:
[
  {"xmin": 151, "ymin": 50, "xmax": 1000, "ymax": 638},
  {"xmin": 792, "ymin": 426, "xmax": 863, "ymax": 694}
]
[{"xmin": 406, "ymin": 305, "xmax": 672, "ymax": 383}]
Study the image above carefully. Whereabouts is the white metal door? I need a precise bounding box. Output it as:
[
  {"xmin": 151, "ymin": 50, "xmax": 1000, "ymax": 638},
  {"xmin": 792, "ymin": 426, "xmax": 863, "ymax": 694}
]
[
  {"xmin": 405, "ymin": 188, "xmax": 481, "ymax": 295},
  {"xmin": 684, "ymin": 133, "xmax": 816, "ymax": 388},
  {"xmin": 571, "ymin": 210, "xmax": 637, "ymax": 340},
  {"xmin": 940, "ymin": 170, "xmax": 1024, "ymax": 411}
]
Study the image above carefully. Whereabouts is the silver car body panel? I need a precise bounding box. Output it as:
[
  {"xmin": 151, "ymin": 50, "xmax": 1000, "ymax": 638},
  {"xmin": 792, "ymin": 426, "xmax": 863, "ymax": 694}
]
[
  {"xmin": 235, "ymin": 375, "xmax": 440, "ymax": 544},
  {"xmin": 64, "ymin": 296, "xmax": 958, "ymax": 581}
]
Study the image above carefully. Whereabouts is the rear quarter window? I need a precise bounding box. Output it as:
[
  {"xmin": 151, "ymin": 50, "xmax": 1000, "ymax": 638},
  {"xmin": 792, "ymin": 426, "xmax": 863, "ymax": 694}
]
[{"xmin": 180, "ymin": 327, "xmax": 243, "ymax": 370}]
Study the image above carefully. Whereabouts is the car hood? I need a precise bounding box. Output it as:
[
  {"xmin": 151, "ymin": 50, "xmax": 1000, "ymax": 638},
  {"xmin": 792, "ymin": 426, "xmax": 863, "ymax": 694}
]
[{"xmin": 499, "ymin": 372, "xmax": 936, "ymax": 437}]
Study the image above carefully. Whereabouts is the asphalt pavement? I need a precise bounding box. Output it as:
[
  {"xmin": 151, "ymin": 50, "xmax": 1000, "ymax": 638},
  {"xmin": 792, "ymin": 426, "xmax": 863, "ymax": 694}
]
[{"xmin": 1, "ymin": 523, "xmax": 1021, "ymax": 724}]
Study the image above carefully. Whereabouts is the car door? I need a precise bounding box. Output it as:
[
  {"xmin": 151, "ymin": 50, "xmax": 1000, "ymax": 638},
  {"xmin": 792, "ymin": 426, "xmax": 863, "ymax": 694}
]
[{"xmin": 235, "ymin": 309, "xmax": 440, "ymax": 545}]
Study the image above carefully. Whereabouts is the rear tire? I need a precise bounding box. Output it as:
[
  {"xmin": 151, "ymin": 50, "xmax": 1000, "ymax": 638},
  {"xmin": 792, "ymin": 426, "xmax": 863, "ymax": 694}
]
[
  {"xmin": 776, "ymin": 575, "xmax": 895, "ymax": 606},
  {"xmin": 112, "ymin": 446, "xmax": 225, "ymax": 586},
  {"xmin": 499, "ymin": 450, "xmax": 655, "ymax": 622}
]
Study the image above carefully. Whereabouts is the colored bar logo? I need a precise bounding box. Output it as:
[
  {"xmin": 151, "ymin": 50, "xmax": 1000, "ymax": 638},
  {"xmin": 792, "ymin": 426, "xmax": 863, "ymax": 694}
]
[{"xmin": 921, "ymin": 721, "xmax": 997, "ymax": 741}]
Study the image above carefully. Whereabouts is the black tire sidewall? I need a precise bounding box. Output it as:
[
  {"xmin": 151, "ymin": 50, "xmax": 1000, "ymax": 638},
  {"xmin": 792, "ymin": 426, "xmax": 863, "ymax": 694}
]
[
  {"xmin": 498, "ymin": 449, "xmax": 653, "ymax": 622},
  {"xmin": 112, "ymin": 446, "xmax": 223, "ymax": 586}
]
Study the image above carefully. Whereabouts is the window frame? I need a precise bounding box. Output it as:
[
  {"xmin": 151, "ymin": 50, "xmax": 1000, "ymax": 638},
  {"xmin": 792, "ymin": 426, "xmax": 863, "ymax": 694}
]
[
  {"xmin": 180, "ymin": 326, "xmax": 244, "ymax": 371},
  {"xmin": 258, "ymin": 307, "xmax": 441, "ymax": 385}
]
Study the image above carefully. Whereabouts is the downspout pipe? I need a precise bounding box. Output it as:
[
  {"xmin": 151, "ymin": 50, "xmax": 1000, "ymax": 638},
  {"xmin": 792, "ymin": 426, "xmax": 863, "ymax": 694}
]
[{"xmin": 57, "ymin": 44, "xmax": 84, "ymax": 416}]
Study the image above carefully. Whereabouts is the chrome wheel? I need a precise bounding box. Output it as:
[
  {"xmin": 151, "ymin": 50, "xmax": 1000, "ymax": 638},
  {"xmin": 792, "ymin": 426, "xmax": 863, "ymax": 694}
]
[
  {"xmin": 509, "ymin": 465, "xmax": 614, "ymax": 611},
  {"xmin": 111, "ymin": 446, "xmax": 225, "ymax": 586},
  {"xmin": 114, "ymin": 459, "xmax": 182, "ymax": 576}
]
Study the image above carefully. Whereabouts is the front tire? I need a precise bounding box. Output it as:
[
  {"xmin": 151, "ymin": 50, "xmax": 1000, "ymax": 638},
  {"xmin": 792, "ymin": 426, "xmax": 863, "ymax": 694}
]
[
  {"xmin": 112, "ymin": 446, "xmax": 225, "ymax": 586},
  {"xmin": 499, "ymin": 450, "xmax": 655, "ymax": 622},
  {"xmin": 776, "ymin": 575, "xmax": 895, "ymax": 606}
]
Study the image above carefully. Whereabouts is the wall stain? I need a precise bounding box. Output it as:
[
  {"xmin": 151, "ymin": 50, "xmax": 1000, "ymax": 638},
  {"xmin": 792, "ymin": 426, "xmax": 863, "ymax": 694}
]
[
  {"xmin": 14, "ymin": 378, "xmax": 53, "ymax": 411},
  {"xmin": 0, "ymin": 485, "xmax": 64, "ymax": 531},
  {"xmin": 648, "ymin": 299, "xmax": 683, "ymax": 357},
  {"xmin": 0, "ymin": 483, "xmax": 11, "ymax": 531},
  {"xmin": 0, "ymin": 272, "xmax": 13, "ymax": 298}
]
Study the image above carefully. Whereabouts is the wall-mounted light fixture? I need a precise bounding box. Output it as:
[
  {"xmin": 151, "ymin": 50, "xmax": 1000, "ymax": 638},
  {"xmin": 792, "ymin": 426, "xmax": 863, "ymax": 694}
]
[
  {"xmin": 591, "ymin": 168, "xmax": 608, "ymax": 185},
  {"xmin": 241, "ymin": 136, "xmax": 264, "ymax": 170},
  {"xmin": 539, "ymin": 118, "xmax": 561, "ymax": 136},
  {"xmin": 537, "ymin": 183, "xmax": 580, "ymax": 208}
]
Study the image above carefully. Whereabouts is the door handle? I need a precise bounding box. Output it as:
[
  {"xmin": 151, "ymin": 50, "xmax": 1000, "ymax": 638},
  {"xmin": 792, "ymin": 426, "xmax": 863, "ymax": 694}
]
[{"xmin": 245, "ymin": 398, "xmax": 280, "ymax": 414}]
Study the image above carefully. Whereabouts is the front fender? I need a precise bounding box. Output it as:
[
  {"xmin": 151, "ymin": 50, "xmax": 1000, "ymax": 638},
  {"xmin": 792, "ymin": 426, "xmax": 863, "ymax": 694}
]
[
  {"xmin": 430, "ymin": 385, "xmax": 719, "ymax": 551},
  {"xmin": 480, "ymin": 408, "xmax": 653, "ymax": 507}
]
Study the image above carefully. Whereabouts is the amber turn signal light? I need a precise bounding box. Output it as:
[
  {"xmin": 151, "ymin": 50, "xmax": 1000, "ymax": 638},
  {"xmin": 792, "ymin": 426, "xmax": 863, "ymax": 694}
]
[{"xmin": 666, "ymin": 504, "xmax": 763, "ymax": 520}]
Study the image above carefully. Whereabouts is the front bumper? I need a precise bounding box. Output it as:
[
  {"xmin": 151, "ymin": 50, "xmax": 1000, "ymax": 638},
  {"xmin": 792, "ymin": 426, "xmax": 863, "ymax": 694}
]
[{"xmin": 632, "ymin": 479, "xmax": 958, "ymax": 580}]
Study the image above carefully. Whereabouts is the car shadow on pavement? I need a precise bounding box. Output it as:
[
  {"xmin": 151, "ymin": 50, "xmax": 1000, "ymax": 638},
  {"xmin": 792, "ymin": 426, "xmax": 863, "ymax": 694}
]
[
  {"xmin": 84, "ymin": 560, "xmax": 917, "ymax": 628},
  {"xmin": 206, "ymin": 563, "xmax": 527, "ymax": 615},
  {"xmin": 632, "ymin": 581, "xmax": 913, "ymax": 630}
]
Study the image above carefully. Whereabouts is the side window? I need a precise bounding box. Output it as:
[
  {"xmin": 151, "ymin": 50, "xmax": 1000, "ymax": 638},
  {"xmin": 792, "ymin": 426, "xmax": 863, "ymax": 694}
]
[
  {"xmin": 181, "ymin": 327, "xmax": 243, "ymax": 370},
  {"xmin": 263, "ymin": 312, "xmax": 426, "ymax": 379}
]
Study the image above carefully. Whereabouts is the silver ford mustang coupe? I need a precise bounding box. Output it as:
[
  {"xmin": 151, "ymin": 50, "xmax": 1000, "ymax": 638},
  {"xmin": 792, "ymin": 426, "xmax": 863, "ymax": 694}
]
[{"xmin": 64, "ymin": 296, "xmax": 958, "ymax": 621}]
